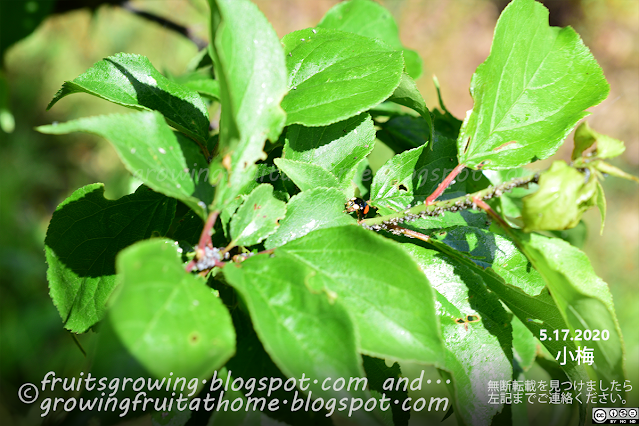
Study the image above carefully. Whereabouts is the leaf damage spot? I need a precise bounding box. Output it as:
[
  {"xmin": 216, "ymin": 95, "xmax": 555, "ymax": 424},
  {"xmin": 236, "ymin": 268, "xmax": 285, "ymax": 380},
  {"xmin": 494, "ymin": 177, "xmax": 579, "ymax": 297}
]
[
  {"xmin": 222, "ymin": 154, "xmax": 232, "ymax": 171},
  {"xmin": 188, "ymin": 332, "xmax": 200, "ymax": 344},
  {"xmin": 462, "ymin": 136, "xmax": 471, "ymax": 154},
  {"xmin": 492, "ymin": 141, "xmax": 518, "ymax": 152}
]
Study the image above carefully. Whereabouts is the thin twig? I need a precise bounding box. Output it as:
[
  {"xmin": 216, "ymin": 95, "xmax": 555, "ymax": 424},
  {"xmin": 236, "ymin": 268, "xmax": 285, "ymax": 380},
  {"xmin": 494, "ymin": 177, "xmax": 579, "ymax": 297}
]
[
  {"xmin": 472, "ymin": 196, "xmax": 522, "ymax": 248},
  {"xmin": 197, "ymin": 211, "xmax": 219, "ymax": 251},
  {"xmin": 186, "ymin": 211, "xmax": 220, "ymax": 272},
  {"xmin": 121, "ymin": 1, "xmax": 208, "ymax": 50},
  {"xmin": 185, "ymin": 259, "xmax": 197, "ymax": 273},
  {"xmin": 362, "ymin": 173, "xmax": 539, "ymax": 230},
  {"xmin": 472, "ymin": 197, "xmax": 511, "ymax": 232},
  {"xmin": 426, "ymin": 163, "xmax": 465, "ymax": 204},
  {"xmin": 385, "ymin": 224, "xmax": 431, "ymax": 243}
]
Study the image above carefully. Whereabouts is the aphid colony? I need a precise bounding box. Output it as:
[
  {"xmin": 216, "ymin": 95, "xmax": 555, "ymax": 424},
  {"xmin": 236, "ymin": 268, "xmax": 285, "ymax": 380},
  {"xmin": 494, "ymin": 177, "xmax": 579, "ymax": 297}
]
[{"xmin": 356, "ymin": 174, "xmax": 539, "ymax": 232}]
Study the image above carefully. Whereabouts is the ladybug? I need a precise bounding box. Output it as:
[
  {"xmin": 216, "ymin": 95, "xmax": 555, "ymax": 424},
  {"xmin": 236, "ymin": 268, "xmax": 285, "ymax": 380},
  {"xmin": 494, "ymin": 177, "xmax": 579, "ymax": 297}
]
[{"xmin": 344, "ymin": 197, "xmax": 370, "ymax": 220}]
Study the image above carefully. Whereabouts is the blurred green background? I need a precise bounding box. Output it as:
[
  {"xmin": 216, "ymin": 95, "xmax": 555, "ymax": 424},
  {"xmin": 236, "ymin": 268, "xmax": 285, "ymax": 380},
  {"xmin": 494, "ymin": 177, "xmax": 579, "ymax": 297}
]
[{"xmin": 0, "ymin": 0, "xmax": 637, "ymax": 425}]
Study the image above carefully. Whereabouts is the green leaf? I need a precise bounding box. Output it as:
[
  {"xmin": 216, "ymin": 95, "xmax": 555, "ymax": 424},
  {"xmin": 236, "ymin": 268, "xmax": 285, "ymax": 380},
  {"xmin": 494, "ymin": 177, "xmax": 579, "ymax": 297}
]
[
  {"xmin": 218, "ymin": 165, "xmax": 289, "ymax": 240},
  {"xmin": 265, "ymin": 188, "xmax": 356, "ymax": 249},
  {"xmin": 370, "ymin": 143, "xmax": 466, "ymax": 212},
  {"xmin": 176, "ymin": 132, "xmax": 216, "ymax": 207},
  {"xmin": 386, "ymin": 73, "xmax": 433, "ymax": 141},
  {"xmin": 376, "ymin": 115, "xmax": 429, "ymax": 153},
  {"xmin": 219, "ymin": 165, "xmax": 291, "ymax": 238},
  {"xmin": 44, "ymin": 184, "xmax": 175, "ymax": 333},
  {"xmin": 284, "ymin": 113, "xmax": 376, "ymax": 187},
  {"xmin": 276, "ymin": 226, "xmax": 447, "ymax": 366},
  {"xmin": 0, "ymin": 72, "xmax": 15, "ymax": 133},
  {"xmin": 207, "ymin": 369, "xmax": 262, "ymax": 426},
  {"xmin": 46, "ymin": 53, "xmax": 211, "ymax": 144},
  {"xmin": 547, "ymin": 220, "xmax": 589, "ymax": 250},
  {"xmin": 409, "ymin": 211, "xmax": 491, "ymax": 234},
  {"xmin": 352, "ymin": 158, "xmax": 374, "ymax": 199},
  {"xmin": 369, "ymin": 136, "xmax": 492, "ymax": 230},
  {"xmin": 426, "ymin": 229, "xmax": 591, "ymax": 422},
  {"xmin": 113, "ymin": 239, "xmax": 235, "ymax": 378},
  {"xmin": 595, "ymin": 181, "xmax": 606, "ymax": 235},
  {"xmin": 220, "ymin": 195, "xmax": 245, "ymax": 240},
  {"xmin": 281, "ymin": 28, "xmax": 404, "ymax": 126},
  {"xmin": 511, "ymin": 316, "xmax": 537, "ymax": 372},
  {"xmin": 222, "ymin": 255, "xmax": 380, "ymax": 425},
  {"xmin": 251, "ymin": 164, "xmax": 292, "ymax": 203},
  {"xmin": 224, "ymin": 310, "xmax": 334, "ymax": 425},
  {"xmin": 593, "ymin": 161, "xmax": 639, "ymax": 183},
  {"xmin": 484, "ymin": 168, "xmax": 538, "ymax": 223},
  {"xmin": 370, "ymin": 105, "xmax": 485, "ymax": 224},
  {"xmin": 376, "ymin": 106, "xmax": 463, "ymax": 156},
  {"xmin": 230, "ymin": 184, "xmax": 286, "ymax": 247},
  {"xmin": 89, "ymin": 317, "xmax": 157, "ymax": 404},
  {"xmin": 368, "ymin": 101, "xmax": 406, "ymax": 118},
  {"xmin": 37, "ymin": 111, "xmax": 211, "ymax": 219},
  {"xmin": 274, "ymin": 158, "xmax": 341, "ymax": 192},
  {"xmin": 457, "ymin": 0, "xmax": 609, "ymax": 170},
  {"xmin": 317, "ymin": 0, "xmax": 422, "ymax": 79},
  {"xmin": 173, "ymin": 210, "xmax": 204, "ymax": 246},
  {"xmin": 208, "ymin": 0, "xmax": 288, "ymax": 204},
  {"xmin": 402, "ymin": 245, "xmax": 512, "ymax": 426},
  {"xmin": 362, "ymin": 356, "xmax": 410, "ymax": 426},
  {"xmin": 0, "ymin": 0, "xmax": 53, "ymax": 65},
  {"xmin": 432, "ymin": 226, "xmax": 545, "ymax": 295},
  {"xmin": 514, "ymin": 232, "xmax": 625, "ymax": 386},
  {"xmin": 485, "ymin": 274, "xmax": 592, "ymax": 400},
  {"xmin": 521, "ymin": 161, "xmax": 596, "ymax": 232},
  {"xmin": 186, "ymin": 48, "xmax": 213, "ymax": 72},
  {"xmin": 182, "ymin": 78, "xmax": 220, "ymax": 101},
  {"xmin": 573, "ymin": 121, "xmax": 625, "ymax": 160}
]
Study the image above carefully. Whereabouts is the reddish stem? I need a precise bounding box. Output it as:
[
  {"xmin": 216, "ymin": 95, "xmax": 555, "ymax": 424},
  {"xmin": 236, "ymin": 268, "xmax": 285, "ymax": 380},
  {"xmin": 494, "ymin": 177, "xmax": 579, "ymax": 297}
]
[
  {"xmin": 472, "ymin": 196, "xmax": 511, "ymax": 231},
  {"xmin": 185, "ymin": 253, "xmax": 226, "ymax": 274},
  {"xmin": 386, "ymin": 224, "xmax": 431, "ymax": 243},
  {"xmin": 197, "ymin": 211, "xmax": 219, "ymax": 251},
  {"xmin": 185, "ymin": 211, "xmax": 220, "ymax": 273},
  {"xmin": 426, "ymin": 163, "xmax": 465, "ymax": 204},
  {"xmin": 472, "ymin": 196, "xmax": 526, "ymax": 254}
]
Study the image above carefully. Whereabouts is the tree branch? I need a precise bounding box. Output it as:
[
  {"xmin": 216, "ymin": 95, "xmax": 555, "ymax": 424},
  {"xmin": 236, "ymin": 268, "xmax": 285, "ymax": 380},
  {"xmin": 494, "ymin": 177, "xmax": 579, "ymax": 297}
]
[
  {"xmin": 361, "ymin": 173, "xmax": 539, "ymax": 231},
  {"xmin": 121, "ymin": 1, "xmax": 208, "ymax": 50}
]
